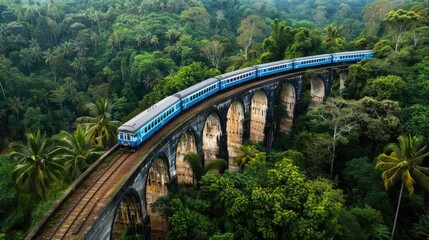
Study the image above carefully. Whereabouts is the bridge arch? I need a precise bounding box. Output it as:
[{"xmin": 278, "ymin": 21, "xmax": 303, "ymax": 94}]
[
  {"xmin": 145, "ymin": 156, "xmax": 170, "ymax": 240},
  {"xmin": 250, "ymin": 90, "xmax": 268, "ymax": 143},
  {"xmin": 111, "ymin": 189, "xmax": 144, "ymax": 240},
  {"xmin": 280, "ymin": 83, "xmax": 296, "ymax": 132},
  {"xmin": 226, "ymin": 100, "xmax": 245, "ymax": 170},
  {"xmin": 175, "ymin": 129, "xmax": 198, "ymax": 185},
  {"xmin": 310, "ymin": 77, "xmax": 325, "ymax": 105},
  {"xmin": 202, "ymin": 112, "xmax": 222, "ymax": 165}
]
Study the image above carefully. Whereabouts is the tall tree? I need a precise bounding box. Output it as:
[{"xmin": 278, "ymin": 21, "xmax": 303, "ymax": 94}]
[
  {"xmin": 384, "ymin": 9, "xmax": 420, "ymax": 51},
  {"xmin": 201, "ymin": 40, "xmax": 224, "ymax": 69},
  {"xmin": 363, "ymin": 0, "xmax": 397, "ymax": 36},
  {"xmin": 376, "ymin": 135, "xmax": 429, "ymax": 240},
  {"xmin": 236, "ymin": 14, "xmax": 266, "ymax": 60},
  {"xmin": 76, "ymin": 98, "xmax": 120, "ymax": 148},
  {"xmin": 9, "ymin": 131, "xmax": 65, "ymax": 201},
  {"xmin": 179, "ymin": 7, "xmax": 211, "ymax": 31},
  {"xmin": 308, "ymin": 98, "xmax": 361, "ymax": 178}
]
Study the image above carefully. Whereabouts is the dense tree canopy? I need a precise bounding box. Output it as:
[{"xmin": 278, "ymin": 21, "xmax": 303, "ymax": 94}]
[{"xmin": 1, "ymin": 0, "xmax": 429, "ymax": 239}]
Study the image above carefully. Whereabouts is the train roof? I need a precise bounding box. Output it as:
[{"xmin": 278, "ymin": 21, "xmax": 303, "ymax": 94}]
[
  {"xmin": 256, "ymin": 59, "xmax": 294, "ymax": 68},
  {"xmin": 173, "ymin": 77, "xmax": 219, "ymax": 98},
  {"xmin": 216, "ymin": 66, "xmax": 256, "ymax": 80},
  {"xmin": 118, "ymin": 96, "xmax": 180, "ymax": 133},
  {"xmin": 331, "ymin": 50, "xmax": 373, "ymax": 56},
  {"xmin": 294, "ymin": 54, "xmax": 332, "ymax": 61}
]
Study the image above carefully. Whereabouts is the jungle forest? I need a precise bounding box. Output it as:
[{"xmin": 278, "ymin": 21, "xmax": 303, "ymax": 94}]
[{"xmin": 1, "ymin": 0, "xmax": 429, "ymax": 239}]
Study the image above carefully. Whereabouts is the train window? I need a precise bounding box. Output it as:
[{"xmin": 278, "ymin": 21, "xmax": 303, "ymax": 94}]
[{"xmin": 119, "ymin": 133, "xmax": 123, "ymax": 139}]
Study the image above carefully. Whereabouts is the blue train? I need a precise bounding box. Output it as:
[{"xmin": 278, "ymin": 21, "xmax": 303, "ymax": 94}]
[{"xmin": 118, "ymin": 50, "xmax": 374, "ymax": 149}]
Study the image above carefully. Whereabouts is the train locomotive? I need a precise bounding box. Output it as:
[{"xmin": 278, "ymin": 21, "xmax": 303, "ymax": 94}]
[{"xmin": 118, "ymin": 50, "xmax": 374, "ymax": 150}]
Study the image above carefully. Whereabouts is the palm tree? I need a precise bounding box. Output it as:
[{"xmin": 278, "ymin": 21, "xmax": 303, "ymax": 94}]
[
  {"xmin": 56, "ymin": 125, "xmax": 104, "ymax": 179},
  {"xmin": 323, "ymin": 24, "xmax": 342, "ymax": 44},
  {"xmin": 28, "ymin": 38, "xmax": 42, "ymax": 62},
  {"xmin": 76, "ymin": 98, "xmax": 121, "ymax": 149},
  {"xmin": 9, "ymin": 131, "xmax": 65, "ymax": 201},
  {"xmin": 110, "ymin": 31, "xmax": 123, "ymax": 52},
  {"xmin": 19, "ymin": 48, "xmax": 34, "ymax": 73},
  {"xmin": 89, "ymin": 31, "xmax": 100, "ymax": 52},
  {"xmin": 135, "ymin": 33, "xmax": 144, "ymax": 52},
  {"xmin": 61, "ymin": 41, "xmax": 75, "ymax": 58},
  {"xmin": 7, "ymin": 97, "xmax": 24, "ymax": 121},
  {"xmin": 233, "ymin": 144, "xmax": 259, "ymax": 170},
  {"xmin": 71, "ymin": 57, "xmax": 87, "ymax": 76},
  {"xmin": 376, "ymin": 135, "xmax": 429, "ymax": 240},
  {"xmin": 150, "ymin": 35, "xmax": 159, "ymax": 49}
]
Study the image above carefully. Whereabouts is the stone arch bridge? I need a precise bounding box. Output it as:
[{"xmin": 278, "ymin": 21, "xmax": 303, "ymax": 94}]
[{"xmin": 28, "ymin": 66, "xmax": 350, "ymax": 240}]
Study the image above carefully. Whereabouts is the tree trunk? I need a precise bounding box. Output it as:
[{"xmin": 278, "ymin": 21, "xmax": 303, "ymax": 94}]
[
  {"xmin": 330, "ymin": 126, "xmax": 337, "ymax": 179},
  {"xmin": 391, "ymin": 181, "xmax": 404, "ymax": 240},
  {"xmin": 0, "ymin": 81, "xmax": 6, "ymax": 101}
]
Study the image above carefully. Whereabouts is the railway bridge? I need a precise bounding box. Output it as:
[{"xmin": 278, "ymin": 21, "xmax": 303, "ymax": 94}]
[{"xmin": 28, "ymin": 65, "xmax": 350, "ymax": 240}]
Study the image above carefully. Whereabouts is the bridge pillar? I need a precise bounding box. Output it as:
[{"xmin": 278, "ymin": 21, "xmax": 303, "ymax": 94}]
[
  {"xmin": 308, "ymin": 70, "xmax": 333, "ymax": 105},
  {"xmin": 226, "ymin": 101, "xmax": 245, "ymax": 170},
  {"xmin": 202, "ymin": 112, "xmax": 222, "ymax": 165},
  {"xmin": 263, "ymin": 86, "xmax": 278, "ymax": 149},
  {"xmin": 249, "ymin": 91, "xmax": 268, "ymax": 143},
  {"xmin": 339, "ymin": 69, "xmax": 348, "ymax": 93}
]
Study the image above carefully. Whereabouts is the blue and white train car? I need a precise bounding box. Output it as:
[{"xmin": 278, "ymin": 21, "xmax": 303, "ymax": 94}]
[
  {"xmin": 293, "ymin": 54, "xmax": 332, "ymax": 69},
  {"xmin": 173, "ymin": 77, "xmax": 220, "ymax": 111},
  {"xmin": 256, "ymin": 59, "xmax": 294, "ymax": 77},
  {"xmin": 117, "ymin": 96, "xmax": 181, "ymax": 148},
  {"xmin": 218, "ymin": 67, "xmax": 257, "ymax": 90},
  {"xmin": 332, "ymin": 50, "xmax": 374, "ymax": 63}
]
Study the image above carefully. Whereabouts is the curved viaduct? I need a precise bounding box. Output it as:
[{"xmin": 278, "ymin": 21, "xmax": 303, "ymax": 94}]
[{"xmin": 29, "ymin": 65, "xmax": 350, "ymax": 240}]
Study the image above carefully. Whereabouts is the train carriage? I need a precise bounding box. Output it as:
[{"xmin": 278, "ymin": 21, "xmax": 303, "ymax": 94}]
[
  {"xmin": 293, "ymin": 54, "xmax": 332, "ymax": 69},
  {"xmin": 218, "ymin": 67, "xmax": 257, "ymax": 90},
  {"xmin": 173, "ymin": 78, "xmax": 220, "ymax": 111},
  {"xmin": 117, "ymin": 50, "xmax": 374, "ymax": 150},
  {"xmin": 332, "ymin": 50, "xmax": 374, "ymax": 63},
  {"xmin": 256, "ymin": 59, "xmax": 294, "ymax": 77},
  {"xmin": 117, "ymin": 96, "xmax": 181, "ymax": 149}
]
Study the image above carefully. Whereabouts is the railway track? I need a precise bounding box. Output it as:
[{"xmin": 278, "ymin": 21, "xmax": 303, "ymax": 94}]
[{"xmin": 41, "ymin": 152, "xmax": 131, "ymax": 239}]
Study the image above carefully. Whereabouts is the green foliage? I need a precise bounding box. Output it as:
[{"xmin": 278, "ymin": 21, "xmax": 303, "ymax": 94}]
[
  {"xmin": 344, "ymin": 63, "xmax": 371, "ymax": 99},
  {"xmin": 157, "ymin": 155, "xmax": 346, "ymax": 239},
  {"xmin": 307, "ymin": 97, "xmax": 361, "ymax": 178},
  {"xmin": 384, "ymin": 9, "xmax": 421, "ymax": 51},
  {"xmin": 260, "ymin": 19, "xmax": 292, "ymax": 62},
  {"xmin": 411, "ymin": 209, "xmax": 429, "ymax": 239},
  {"xmin": 343, "ymin": 157, "xmax": 392, "ymax": 217},
  {"xmin": 363, "ymin": 75, "xmax": 406, "ymax": 101},
  {"xmin": 358, "ymin": 97, "xmax": 401, "ymax": 144},
  {"xmin": 76, "ymin": 98, "xmax": 120, "ymax": 148},
  {"xmin": 55, "ymin": 125, "xmax": 104, "ymax": 179},
  {"xmin": 9, "ymin": 131, "xmax": 66, "ymax": 202},
  {"xmin": 233, "ymin": 144, "xmax": 259, "ymax": 170},
  {"xmin": 401, "ymin": 104, "xmax": 429, "ymax": 141},
  {"xmin": 286, "ymin": 27, "xmax": 322, "ymax": 58},
  {"xmin": 0, "ymin": 0, "xmax": 428, "ymax": 238}
]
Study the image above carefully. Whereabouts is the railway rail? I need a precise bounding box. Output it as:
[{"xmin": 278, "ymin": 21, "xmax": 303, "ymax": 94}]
[{"xmin": 38, "ymin": 152, "xmax": 130, "ymax": 239}]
